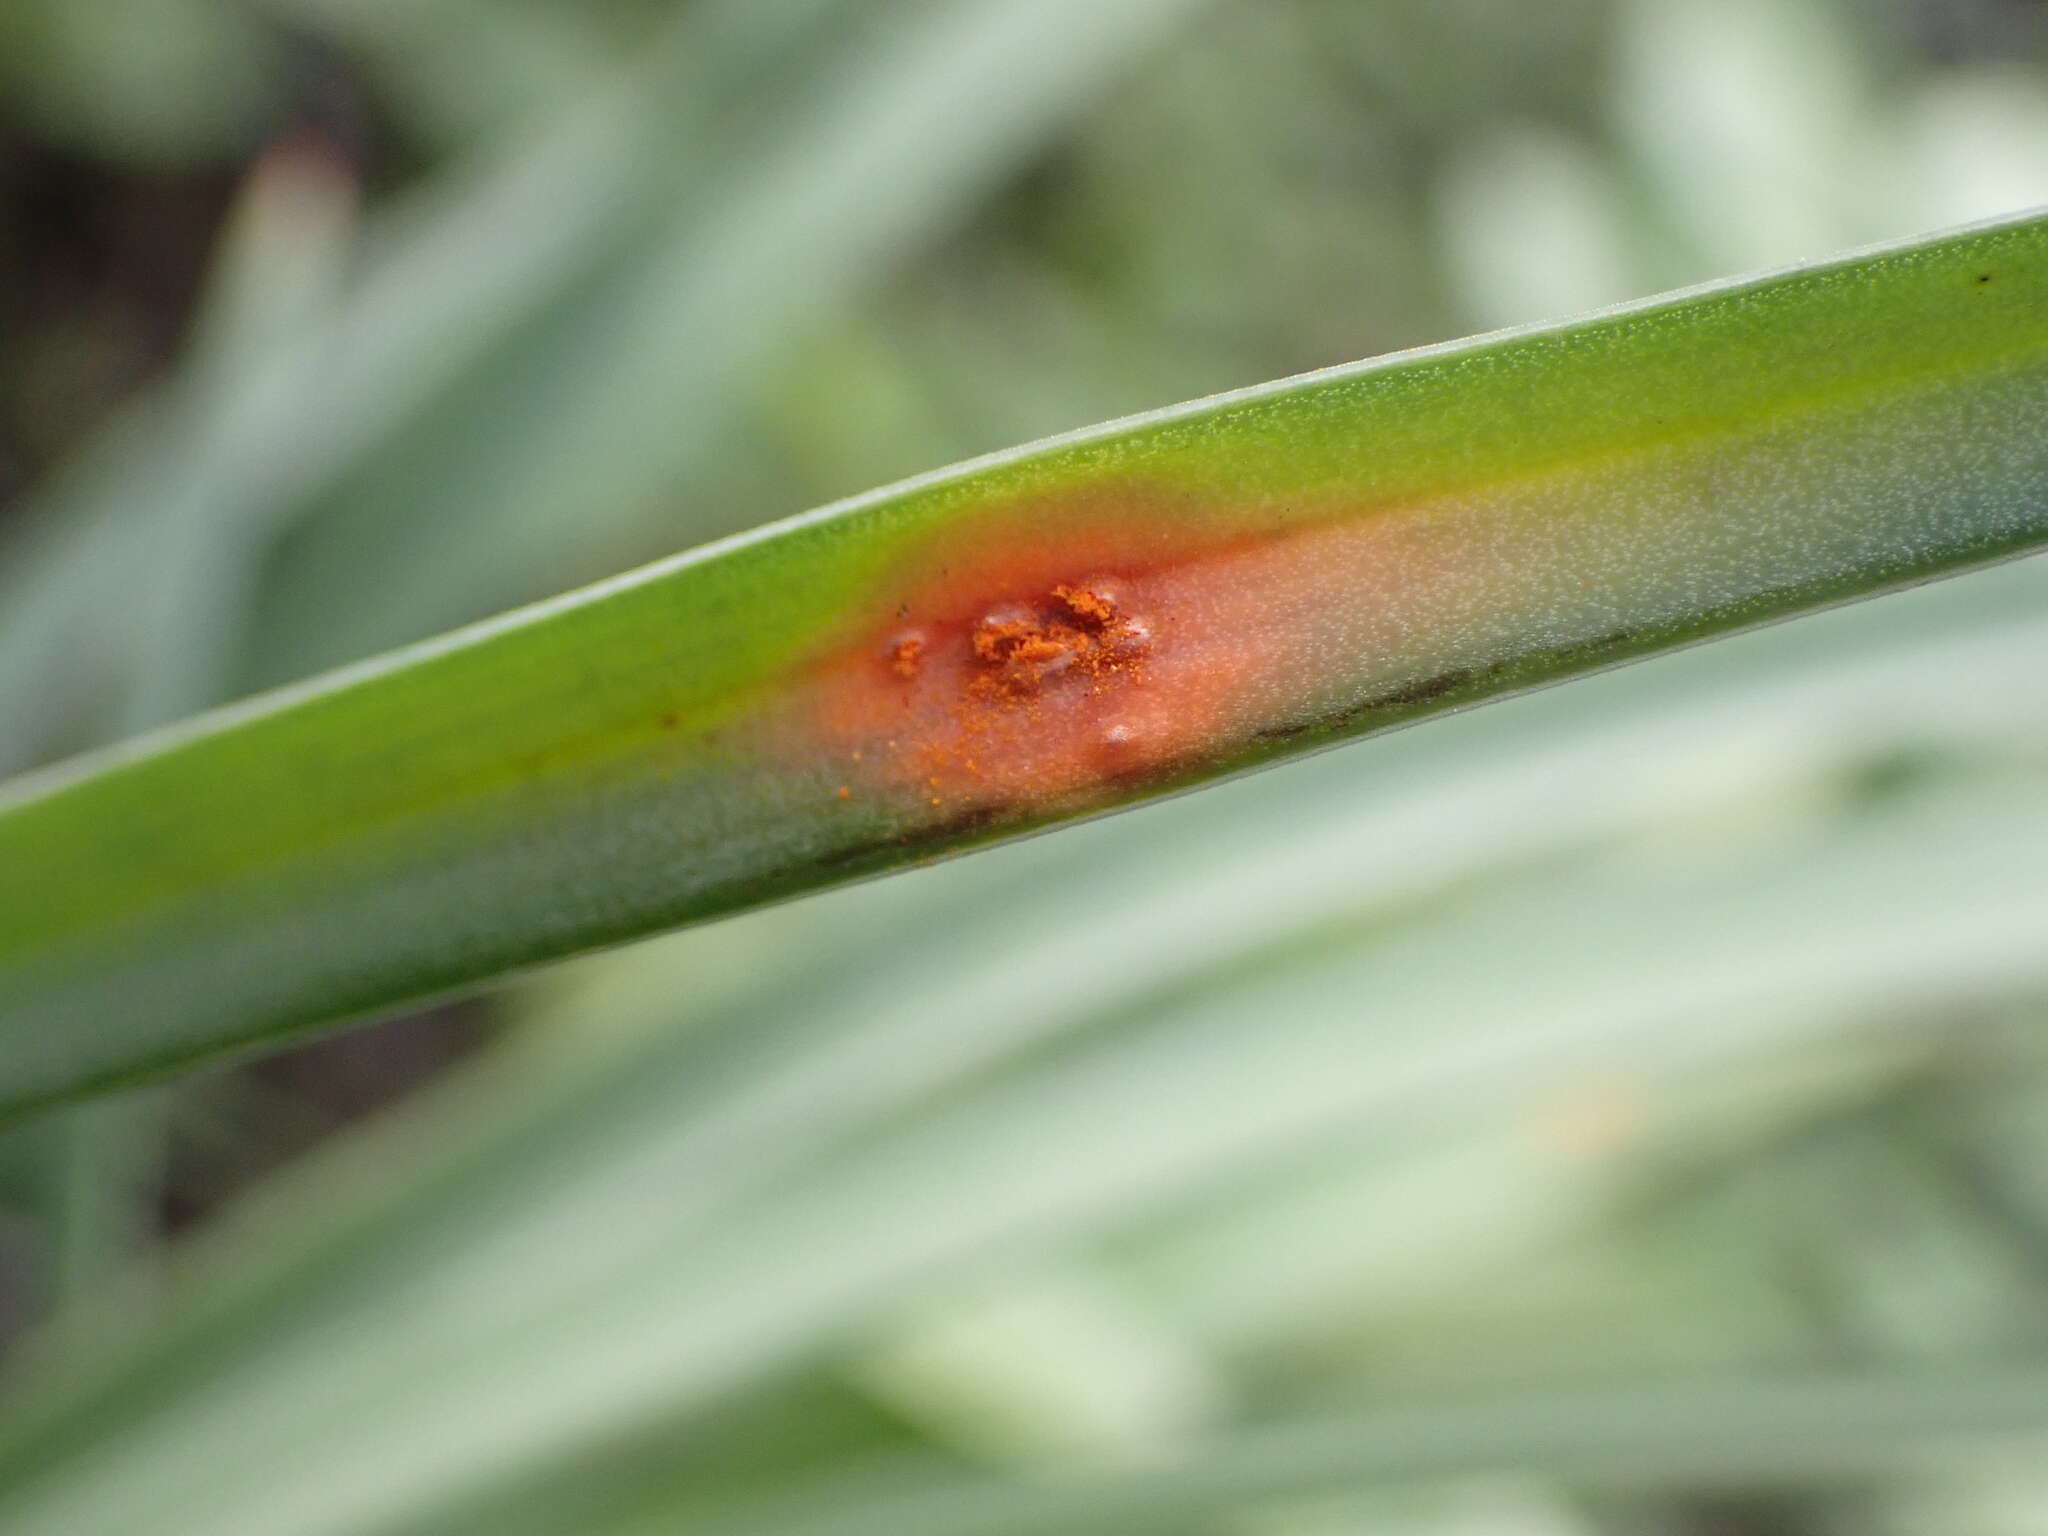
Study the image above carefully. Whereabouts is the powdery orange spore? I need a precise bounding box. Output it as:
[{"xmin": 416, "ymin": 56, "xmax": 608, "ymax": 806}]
[
  {"xmin": 966, "ymin": 582, "xmax": 1145, "ymax": 699},
  {"xmin": 889, "ymin": 633, "xmax": 926, "ymax": 677},
  {"xmin": 800, "ymin": 517, "xmax": 1245, "ymax": 813}
]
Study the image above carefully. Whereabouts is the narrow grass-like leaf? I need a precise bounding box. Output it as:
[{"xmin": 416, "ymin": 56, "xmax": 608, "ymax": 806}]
[
  {"xmin": 688, "ymin": 1368, "xmax": 2048, "ymax": 1536},
  {"xmin": 3, "ymin": 210, "xmax": 2048, "ymax": 1112}
]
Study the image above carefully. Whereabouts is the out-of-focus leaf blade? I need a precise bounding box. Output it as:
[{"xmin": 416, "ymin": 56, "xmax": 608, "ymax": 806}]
[
  {"xmin": 0, "ymin": 0, "xmax": 845, "ymax": 772},
  {"xmin": 692, "ymin": 1368, "xmax": 2048, "ymax": 1536},
  {"xmin": 252, "ymin": 0, "xmax": 1211, "ymax": 677}
]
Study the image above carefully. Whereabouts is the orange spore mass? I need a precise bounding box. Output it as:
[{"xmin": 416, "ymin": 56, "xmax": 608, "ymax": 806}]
[
  {"xmin": 801, "ymin": 509, "xmax": 1362, "ymax": 816},
  {"xmin": 1051, "ymin": 583, "xmax": 1117, "ymax": 627},
  {"xmin": 965, "ymin": 582, "xmax": 1138, "ymax": 698},
  {"xmin": 888, "ymin": 634, "xmax": 925, "ymax": 677}
]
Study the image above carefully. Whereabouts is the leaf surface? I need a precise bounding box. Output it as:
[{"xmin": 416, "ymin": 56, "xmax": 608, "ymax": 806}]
[{"xmin": 4, "ymin": 211, "xmax": 2048, "ymax": 1111}]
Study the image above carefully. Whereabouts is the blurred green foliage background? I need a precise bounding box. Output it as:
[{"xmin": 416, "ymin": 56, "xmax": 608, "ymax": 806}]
[{"xmin": 6, "ymin": 2, "xmax": 2048, "ymax": 1533}]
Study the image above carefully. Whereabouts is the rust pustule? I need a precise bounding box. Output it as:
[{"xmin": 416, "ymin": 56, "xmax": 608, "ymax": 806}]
[
  {"xmin": 813, "ymin": 560, "xmax": 1196, "ymax": 813},
  {"xmin": 798, "ymin": 500, "xmax": 1391, "ymax": 816},
  {"xmin": 963, "ymin": 580, "xmax": 1151, "ymax": 700},
  {"xmin": 888, "ymin": 631, "xmax": 927, "ymax": 678}
]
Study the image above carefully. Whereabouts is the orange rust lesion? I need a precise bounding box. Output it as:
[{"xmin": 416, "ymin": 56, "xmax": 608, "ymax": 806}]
[
  {"xmin": 797, "ymin": 503, "xmax": 1376, "ymax": 817},
  {"xmin": 816, "ymin": 564, "xmax": 1204, "ymax": 813}
]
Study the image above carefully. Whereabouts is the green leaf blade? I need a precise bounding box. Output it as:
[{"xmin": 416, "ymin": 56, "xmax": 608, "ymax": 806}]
[{"xmin": 5, "ymin": 210, "xmax": 2048, "ymax": 1112}]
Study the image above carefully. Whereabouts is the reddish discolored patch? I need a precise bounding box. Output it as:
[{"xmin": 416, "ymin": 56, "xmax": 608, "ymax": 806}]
[
  {"xmin": 798, "ymin": 504, "xmax": 1356, "ymax": 816},
  {"xmin": 789, "ymin": 481, "xmax": 1474, "ymax": 820},
  {"xmin": 775, "ymin": 465, "xmax": 1621, "ymax": 824}
]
